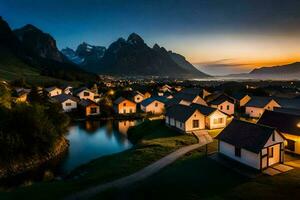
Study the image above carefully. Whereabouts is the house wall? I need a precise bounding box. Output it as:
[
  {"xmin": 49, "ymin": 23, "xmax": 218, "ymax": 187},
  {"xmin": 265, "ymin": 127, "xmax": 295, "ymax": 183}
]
[
  {"xmin": 117, "ymin": 100, "xmax": 137, "ymax": 114},
  {"xmin": 62, "ymin": 99, "xmax": 77, "ymax": 112},
  {"xmin": 184, "ymin": 110, "xmax": 205, "ymax": 133},
  {"xmin": 77, "ymin": 90, "xmax": 95, "ymax": 101},
  {"xmin": 245, "ymin": 106, "xmax": 265, "ymax": 118},
  {"xmin": 264, "ymin": 100, "xmax": 281, "ymax": 111},
  {"xmin": 219, "ymin": 141, "xmax": 261, "ymax": 169},
  {"xmin": 207, "ymin": 110, "xmax": 227, "ymax": 129},
  {"xmin": 86, "ymin": 105, "xmax": 100, "ymax": 116},
  {"xmin": 216, "ymin": 101, "xmax": 235, "ymax": 115},
  {"xmin": 283, "ymin": 133, "xmax": 300, "ymax": 155},
  {"xmin": 142, "ymin": 101, "xmax": 164, "ymax": 114},
  {"xmin": 16, "ymin": 95, "xmax": 27, "ymax": 103},
  {"xmin": 134, "ymin": 94, "xmax": 144, "ymax": 103},
  {"xmin": 49, "ymin": 88, "xmax": 62, "ymax": 97}
]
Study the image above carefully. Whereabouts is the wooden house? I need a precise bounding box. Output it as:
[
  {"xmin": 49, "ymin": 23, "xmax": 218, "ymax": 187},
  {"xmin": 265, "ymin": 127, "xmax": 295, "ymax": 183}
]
[
  {"xmin": 207, "ymin": 93, "xmax": 235, "ymax": 116},
  {"xmin": 73, "ymin": 87, "xmax": 95, "ymax": 101},
  {"xmin": 51, "ymin": 94, "xmax": 78, "ymax": 112},
  {"xmin": 45, "ymin": 86, "xmax": 62, "ymax": 97},
  {"xmin": 216, "ymin": 119, "xmax": 285, "ymax": 170},
  {"xmin": 78, "ymin": 99, "xmax": 100, "ymax": 116},
  {"xmin": 113, "ymin": 97, "xmax": 137, "ymax": 114},
  {"xmin": 245, "ymin": 97, "xmax": 281, "ymax": 118},
  {"xmin": 140, "ymin": 97, "xmax": 166, "ymax": 114}
]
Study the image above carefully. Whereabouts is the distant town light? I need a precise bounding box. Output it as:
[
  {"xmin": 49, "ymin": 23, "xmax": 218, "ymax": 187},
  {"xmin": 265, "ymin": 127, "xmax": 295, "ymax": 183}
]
[{"xmin": 297, "ymin": 122, "xmax": 300, "ymax": 128}]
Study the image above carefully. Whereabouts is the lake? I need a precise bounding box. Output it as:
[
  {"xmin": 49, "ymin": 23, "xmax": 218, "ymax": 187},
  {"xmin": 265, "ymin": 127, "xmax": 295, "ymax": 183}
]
[{"xmin": 0, "ymin": 120, "xmax": 139, "ymax": 188}]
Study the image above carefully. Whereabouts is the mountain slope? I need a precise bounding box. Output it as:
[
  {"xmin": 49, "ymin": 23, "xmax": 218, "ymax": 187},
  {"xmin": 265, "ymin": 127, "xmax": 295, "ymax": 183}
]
[{"xmin": 80, "ymin": 33, "xmax": 208, "ymax": 78}]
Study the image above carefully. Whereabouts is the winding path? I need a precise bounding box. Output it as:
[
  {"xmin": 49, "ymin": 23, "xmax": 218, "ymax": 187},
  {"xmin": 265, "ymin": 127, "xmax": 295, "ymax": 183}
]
[{"xmin": 65, "ymin": 131, "xmax": 212, "ymax": 200}]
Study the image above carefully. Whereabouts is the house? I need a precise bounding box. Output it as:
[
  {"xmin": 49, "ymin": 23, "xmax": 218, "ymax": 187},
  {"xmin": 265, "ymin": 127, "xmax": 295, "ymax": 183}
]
[
  {"xmin": 73, "ymin": 87, "xmax": 95, "ymax": 101},
  {"xmin": 216, "ymin": 119, "xmax": 285, "ymax": 170},
  {"xmin": 61, "ymin": 85, "xmax": 73, "ymax": 95},
  {"xmin": 51, "ymin": 94, "xmax": 78, "ymax": 112},
  {"xmin": 231, "ymin": 93, "xmax": 251, "ymax": 107},
  {"xmin": 132, "ymin": 91, "xmax": 145, "ymax": 103},
  {"xmin": 258, "ymin": 110, "xmax": 300, "ymax": 155},
  {"xmin": 245, "ymin": 97, "xmax": 281, "ymax": 118},
  {"xmin": 78, "ymin": 99, "xmax": 100, "ymax": 116},
  {"xmin": 45, "ymin": 86, "xmax": 62, "ymax": 97},
  {"xmin": 14, "ymin": 88, "xmax": 31, "ymax": 103},
  {"xmin": 165, "ymin": 104, "xmax": 205, "ymax": 133},
  {"xmin": 160, "ymin": 84, "xmax": 172, "ymax": 92},
  {"xmin": 207, "ymin": 93, "xmax": 235, "ymax": 116},
  {"xmin": 143, "ymin": 92, "xmax": 152, "ymax": 99},
  {"xmin": 180, "ymin": 88, "xmax": 211, "ymax": 99},
  {"xmin": 172, "ymin": 92, "xmax": 207, "ymax": 106},
  {"xmin": 190, "ymin": 103, "xmax": 228, "ymax": 129},
  {"xmin": 113, "ymin": 97, "xmax": 137, "ymax": 114},
  {"xmin": 140, "ymin": 97, "xmax": 166, "ymax": 114}
]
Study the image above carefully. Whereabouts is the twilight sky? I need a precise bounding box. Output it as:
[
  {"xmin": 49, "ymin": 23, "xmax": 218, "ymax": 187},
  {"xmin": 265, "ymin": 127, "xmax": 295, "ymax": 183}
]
[{"xmin": 1, "ymin": 0, "xmax": 300, "ymax": 75}]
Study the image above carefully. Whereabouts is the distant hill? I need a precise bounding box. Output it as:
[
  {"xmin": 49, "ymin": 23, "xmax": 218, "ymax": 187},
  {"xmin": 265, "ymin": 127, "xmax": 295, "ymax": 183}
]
[
  {"xmin": 226, "ymin": 62, "xmax": 300, "ymax": 80},
  {"xmin": 0, "ymin": 17, "xmax": 96, "ymax": 84},
  {"xmin": 62, "ymin": 33, "xmax": 208, "ymax": 78}
]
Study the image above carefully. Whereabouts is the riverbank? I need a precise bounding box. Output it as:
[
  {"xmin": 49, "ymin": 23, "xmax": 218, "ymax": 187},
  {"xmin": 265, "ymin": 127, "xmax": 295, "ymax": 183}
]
[{"xmin": 0, "ymin": 137, "xmax": 69, "ymax": 180}]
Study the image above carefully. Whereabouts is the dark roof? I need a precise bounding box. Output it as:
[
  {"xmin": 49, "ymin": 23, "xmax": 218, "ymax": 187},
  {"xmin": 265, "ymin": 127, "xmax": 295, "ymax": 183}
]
[
  {"xmin": 166, "ymin": 104, "xmax": 197, "ymax": 122},
  {"xmin": 258, "ymin": 110, "xmax": 300, "ymax": 136},
  {"xmin": 45, "ymin": 86, "xmax": 60, "ymax": 92},
  {"xmin": 216, "ymin": 119, "xmax": 276, "ymax": 153},
  {"xmin": 208, "ymin": 93, "xmax": 234, "ymax": 105},
  {"xmin": 73, "ymin": 87, "xmax": 90, "ymax": 95},
  {"xmin": 79, "ymin": 99, "xmax": 98, "ymax": 107},
  {"xmin": 230, "ymin": 93, "xmax": 250, "ymax": 100},
  {"xmin": 190, "ymin": 103, "xmax": 217, "ymax": 116},
  {"xmin": 245, "ymin": 96, "xmax": 278, "ymax": 108},
  {"xmin": 173, "ymin": 92, "xmax": 199, "ymax": 102},
  {"xmin": 165, "ymin": 98, "xmax": 181, "ymax": 107},
  {"xmin": 141, "ymin": 96, "xmax": 167, "ymax": 107},
  {"xmin": 275, "ymin": 98, "xmax": 300, "ymax": 109},
  {"xmin": 274, "ymin": 107, "xmax": 300, "ymax": 116},
  {"xmin": 181, "ymin": 88, "xmax": 203, "ymax": 96},
  {"xmin": 51, "ymin": 94, "xmax": 78, "ymax": 103},
  {"xmin": 114, "ymin": 97, "xmax": 135, "ymax": 105}
]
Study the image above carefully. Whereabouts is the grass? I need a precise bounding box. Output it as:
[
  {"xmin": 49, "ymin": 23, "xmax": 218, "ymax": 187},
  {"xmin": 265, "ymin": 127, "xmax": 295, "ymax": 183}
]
[{"xmin": 0, "ymin": 120, "xmax": 197, "ymax": 200}]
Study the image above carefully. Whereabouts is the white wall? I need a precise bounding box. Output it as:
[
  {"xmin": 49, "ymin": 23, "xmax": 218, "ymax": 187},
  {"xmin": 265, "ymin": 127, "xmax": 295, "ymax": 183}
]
[
  {"xmin": 217, "ymin": 101, "xmax": 234, "ymax": 115},
  {"xmin": 184, "ymin": 110, "xmax": 205, "ymax": 132},
  {"xmin": 49, "ymin": 88, "xmax": 62, "ymax": 97},
  {"xmin": 62, "ymin": 99, "xmax": 77, "ymax": 112},
  {"xmin": 77, "ymin": 90, "xmax": 95, "ymax": 101},
  {"xmin": 219, "ymin": 141, "xmax": 261, "ymax": 169},
  {"xmin": 207, "ymin": 110, "xmax": 227, "ymax": 129},
  {"xmin": 245, "ymin": 106, "xmax": 264, "ymax": 118}
]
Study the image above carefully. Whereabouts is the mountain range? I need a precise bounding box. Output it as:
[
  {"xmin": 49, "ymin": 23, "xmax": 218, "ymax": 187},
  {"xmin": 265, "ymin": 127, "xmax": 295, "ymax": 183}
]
[{"xmin": 62, "ymin": 33, "xmax": 208, "ymax": 78}]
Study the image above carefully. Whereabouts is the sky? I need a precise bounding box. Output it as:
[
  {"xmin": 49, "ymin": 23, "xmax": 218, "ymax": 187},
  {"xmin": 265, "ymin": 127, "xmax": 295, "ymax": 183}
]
[{"xmin": 1, "ymin": 0, "xmax": 300, "ymax": 75}]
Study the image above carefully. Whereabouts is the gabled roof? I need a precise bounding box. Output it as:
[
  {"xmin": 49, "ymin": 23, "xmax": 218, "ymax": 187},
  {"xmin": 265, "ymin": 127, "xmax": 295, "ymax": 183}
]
[
  {"xmin": 274, "ymin": 107, "xmax": 300, "ymax": 116},
  {"xmin": 173, "ymin": 92, "xmax": 199, "ymax": 102},
  {"xmin": 230, "ymin": 93, "xmax": 250, "ymax": 101},
  {"xmin": 216, "ymin": 119, "xmax": 277, "ymax": 153},
  {"xmin": 208, "ymin": 93, "xmax": 234, "ymax": 105},
  {"xmin": 245, "ymin": 96, "xmax": 278, "ymax": 108},
  {"xmin": 180, "ymin": 88, "xmax": 203, "ymax": 96},
  {"xmin": 190, "ymin": 103, "xmax": 217, "ymax": 116},
  {"xmin": 73, "ymin": 87, "xmax": 91, "ymax": 95},
  {"xmin": 79, "ymin": 99, "xmax": 98, "ymax": 107},
  {"xmin": 114, "ymin": 97, "xmax": 135, "ymax": 105},
  {"xmin": 258, "ymin": 110, "xmax": 300, "ymax": 136},
  {"xmin": 51, "ymin": 94, "xmax": 79, "ymax": 103},
  {"xmin": 140, "ymin": 96, "xmax": 167, "ymax": 107},
  {"xmin": 275, "ymin": 98, "xmax": 300, "ymax": 110},
  {"xmin": 166, "ymin": 104, "xmax": 199, "ymax": 123},
  {"xmin": 45, "ymin": 86, "xmax": 61, "ymax": 92}
]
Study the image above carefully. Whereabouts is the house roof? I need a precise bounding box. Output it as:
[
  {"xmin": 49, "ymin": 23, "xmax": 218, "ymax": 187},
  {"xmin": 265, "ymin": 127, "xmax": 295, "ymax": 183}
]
[
  {"xmin": 166, "ymin": 104, "xmax": 198, "ymax": 123},
  {"xmin": 140, "ymin": 96, "xmax": 167, "ymax": 107},
  {"xmin": 173, "ymin": 92, "xmax": 199, "ymax": 102},
  {"xmin": 208, "ymin": 93, "xmax": 234, "ymax": 105},
  {"xmin": 51, "ymin": 94, "xmax": 79, "ymax": 103},
  {"xmin": 114, "ymin": 97, "xmax": 135, "ymax": 105},
  {"xmin": 231, "ymin": 93, "xmax": 249, "ymax": 101},
  {"xmin": 258, "ymin": 110, "xmax": 300, "ymax": 136},
  {"xmin": 245, "ymin": 96, "xmax": 278, "ymax": 108},
  {"xmin": 79, "ymin": 99, "xmax": 98, "ymax": 107},
  {"xmin": 275, "ymin": 98, "xmax": 300, "ymax": 110},
  {"xmin": 45, "ymin": 86, "xmax": 60, "ymax": 92},
  {"xmin": 73, "ymin": 87, "xmax": 90, "ymax": 95},
  {"xmin": 190, "ymin": 103, "xmax": 217, "ymax": 116},
  {"xmin": 216, "ymin": 119, "xmax": 276, "ymax": 154},
  {"xmin": 180, "ymin": 88, "xmax": 203, "ymax": 96},
  {"xmin": 273, "ymin": 107, "xmax": 300, "ymax": 116}
]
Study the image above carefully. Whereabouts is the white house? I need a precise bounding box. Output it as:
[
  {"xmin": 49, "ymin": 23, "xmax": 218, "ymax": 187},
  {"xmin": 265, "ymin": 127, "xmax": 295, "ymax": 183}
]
[
  {"xmin": 165, "ymin": 104, "xmax": 205, "ymax": 133},
  {"xmin": 51, "ymin": 94, "xmax": 78, "ymax": 112},
  {"xmin": 245, "ymin": 97, "xmax": 281, "ymax": 118},
  {"xmin": 140, "ymin": 97, "xmax": 166, "ymax": 114},
  {"xmin": 45, "ymin": 86, "xmax": 62, "ymax": 97},
  {"xmin": 207, "ymin": 93, "xmax": 235, "ymax": 116},
  {"xmin": 74, "ymin": 87, "xmax": 95, "ymax": 101},
  {"xmin": 62, "ymin": 85, "xmax": 73, "ymax": 95},
  {"xmin": 216, "ymin": 119, "xmax": 285, "ymax": 170},
  {"xmin": 132, "ymin": 91, "xmax": 145, "ymax": 103},
  {"xmin": 258, "ymin": 110, "xmax": 300, "ymax": 155},
  {"xmin": 190, "ymin": 103, "xmax": 228, "ymax": 129}
]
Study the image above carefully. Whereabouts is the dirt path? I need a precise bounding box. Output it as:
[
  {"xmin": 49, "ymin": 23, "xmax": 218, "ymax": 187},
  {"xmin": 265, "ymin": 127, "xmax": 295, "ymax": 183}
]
[{"xmin": 65, "ymin": 131, "xmax": 212, "ymax": 200}]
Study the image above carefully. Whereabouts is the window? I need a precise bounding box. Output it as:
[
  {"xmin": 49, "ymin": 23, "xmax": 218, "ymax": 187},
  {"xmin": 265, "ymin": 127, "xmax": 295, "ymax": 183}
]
[
  {"xmin": 123, "ymin": 109, "xmax": 126, "ymax": 113},
  {"xmin": 227, "ymin": 105, "xmax": 230, "ymax": 110},
  {"xmin": 137, "ymin": 97, "xmax": 140, "ymax": 100},
  {"xmin": 155, "ymin": 102, "xmax": 158, "ymax": 107},
  {"xmin": 123, "ymin": 103, "xmax": 126, "ymax": 106},
  {"xmin": 235, "ymin": 147, "xmax": 241, "ymax": 157},
  {"xmin": 272, "ymin": 133, "xmax": 275, "ymax": 141},
  {"xmin": 220, "ymin": 105, "xmax": 223, "ymax": 110},
  {"xmin": 193, "ymin": 120, "xmax": 199, "ymax": 128},
  {"xmin": 213, "ymin": 118, "xmax": 223, "ymax": 124},
  {"xmin": 268, "ymin": 147, "xmax": 274, "ymax": 158},
  {"xmin": 90, "ymin": 107, "xmax": 97, "ymax": 114},
  {"xmin": 83, "ymin": 92, "xmax": 89, "ymax": 96},
  {"xmin": 130, "ymin": 108, "xmax": 132, "ymax": 113},
  {"xmin": 66, "ymin": 102, "xmax": 72, "ymax": 106}
]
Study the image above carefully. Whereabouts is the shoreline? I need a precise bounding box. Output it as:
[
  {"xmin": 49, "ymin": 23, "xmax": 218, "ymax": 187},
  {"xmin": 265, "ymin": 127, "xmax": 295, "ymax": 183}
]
[{"xmin": 0, "ymin": 137, "xmax": 69, "ymax": 180}]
